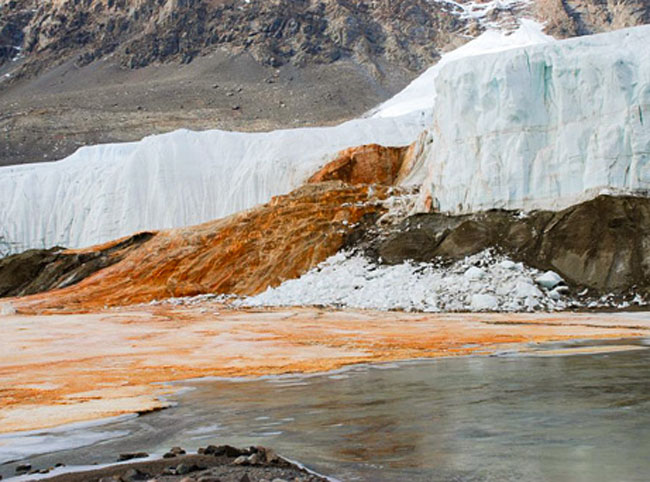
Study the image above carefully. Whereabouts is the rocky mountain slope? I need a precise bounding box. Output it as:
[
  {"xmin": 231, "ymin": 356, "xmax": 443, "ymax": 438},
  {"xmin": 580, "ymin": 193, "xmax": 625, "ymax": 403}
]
[
  {"xmin": 2, "ymin": 1, "xmax": 648, "ymax": 167},
  {"xmin": 4, "ymin": 0, "xmax": 648, "ymax": 81},
  {"xmin": 537, "ymin": 0, "xmax": 650, "ymax": 38},
  {"xmin": 0, "ymin": 0, "xmax": 524, "ymax": 166}
]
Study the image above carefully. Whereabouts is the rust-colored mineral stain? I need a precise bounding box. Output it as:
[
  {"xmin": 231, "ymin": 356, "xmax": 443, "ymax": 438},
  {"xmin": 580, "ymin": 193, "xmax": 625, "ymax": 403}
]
[
  {"xmin": 308, "ymin": 144, "xmax": 411, "ymax": 185},
  {"xmin": 1, "ymin": 306, "xmax": 648, "ymax": 434},
  {"xmin": 9, "ymin": 182, "xmax": 389, "ymax": 313}
]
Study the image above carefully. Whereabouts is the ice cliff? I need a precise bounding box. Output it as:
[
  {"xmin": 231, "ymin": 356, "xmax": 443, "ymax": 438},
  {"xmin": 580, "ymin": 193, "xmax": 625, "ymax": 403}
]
[
  {"xmin": 418, "ymin": 25, "xmax": 650, "ymax": 214},
  {"xmin": 371, "ymin": 19, "xmax": 553, "ymax": 120},
  {"xmin": 0, "ymin": 117, "xmax": 422, "ymax": 251}
]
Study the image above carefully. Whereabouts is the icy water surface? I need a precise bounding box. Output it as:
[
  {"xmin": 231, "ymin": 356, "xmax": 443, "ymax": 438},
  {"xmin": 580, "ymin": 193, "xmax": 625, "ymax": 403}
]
[{"xmin": 3, "ymin": 339, "xmax": 650, "ymax": 481}]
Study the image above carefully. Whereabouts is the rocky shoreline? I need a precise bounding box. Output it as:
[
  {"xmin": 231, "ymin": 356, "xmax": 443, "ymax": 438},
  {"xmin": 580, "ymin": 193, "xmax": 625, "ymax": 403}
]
[{"xmin": 11, "ymin": 445, "xmax": 327, "ymax": 482}]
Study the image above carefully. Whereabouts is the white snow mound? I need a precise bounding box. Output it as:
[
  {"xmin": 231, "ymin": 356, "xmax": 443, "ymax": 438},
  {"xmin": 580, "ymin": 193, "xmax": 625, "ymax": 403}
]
[
  {"xmin": 240, "ymin": 250, "xmax": 571, "ymax": 312},
  {"xmin": 0, "ymin": 302, "xmax": 16, "ymax": 316}
]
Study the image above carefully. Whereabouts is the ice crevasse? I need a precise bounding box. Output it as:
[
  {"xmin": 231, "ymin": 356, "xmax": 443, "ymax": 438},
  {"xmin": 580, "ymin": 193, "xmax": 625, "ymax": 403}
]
[{"xmin": 416, "ymin": 25, "xmax": 650, "ymax": 214}]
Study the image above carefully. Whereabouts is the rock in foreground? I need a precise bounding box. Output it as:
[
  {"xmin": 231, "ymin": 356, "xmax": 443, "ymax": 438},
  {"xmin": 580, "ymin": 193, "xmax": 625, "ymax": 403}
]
[{"xmin": 39, "ymin": 445, "xmax": 325, "ymax": 482}]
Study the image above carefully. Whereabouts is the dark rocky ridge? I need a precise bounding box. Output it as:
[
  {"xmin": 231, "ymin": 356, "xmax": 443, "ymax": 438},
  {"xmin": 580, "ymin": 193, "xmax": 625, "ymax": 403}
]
[
  {"xmin": 537, "ymin": 0, "xmax": 650, "ymax": 38},
  {"xmin": 0, "ymin": 232, "xmax": 153, "ymax": 298},
  {"xmin": 345, "ymin": 195, "xmax": 650, "ymax": 296},
  {"xmin": 0, "ymin": 0, "xmax": 471, "ymax": 77},
  {"xmin": 8, "ymin": 444, "xmax": 327, "ymax": 482}
]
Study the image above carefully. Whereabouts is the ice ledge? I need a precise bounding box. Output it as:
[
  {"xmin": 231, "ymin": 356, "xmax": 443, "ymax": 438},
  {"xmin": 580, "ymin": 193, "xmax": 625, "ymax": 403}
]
[{"xmin": 417, "ymin": 25, "xmax": 650, "ymax": 214}]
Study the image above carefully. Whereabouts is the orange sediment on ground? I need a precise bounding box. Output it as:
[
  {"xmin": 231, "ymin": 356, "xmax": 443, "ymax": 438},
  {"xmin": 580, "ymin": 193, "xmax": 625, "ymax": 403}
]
[{"xmin": 1, "ymin": 306, "xmax": 648, "ymax": 434}]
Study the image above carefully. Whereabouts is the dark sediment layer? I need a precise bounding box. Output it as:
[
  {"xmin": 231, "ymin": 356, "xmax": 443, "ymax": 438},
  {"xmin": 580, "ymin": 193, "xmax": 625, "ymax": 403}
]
[{"xmin": 346, "ymin": 195, "xmax": 650, "ymax": 296}]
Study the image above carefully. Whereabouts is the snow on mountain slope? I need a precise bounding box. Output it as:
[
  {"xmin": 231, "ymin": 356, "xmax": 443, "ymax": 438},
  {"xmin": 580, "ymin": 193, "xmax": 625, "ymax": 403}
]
[
  {"xmin": 370, "ymin": 18, "xmax": 553, "ymax": 120},
  {"xmin": 416, "ymin": 25, "xmax": 650, "ymax": 214},
  {"xmin": 0, "ymin": 116, "xmax": 423, "ymax": 252}
]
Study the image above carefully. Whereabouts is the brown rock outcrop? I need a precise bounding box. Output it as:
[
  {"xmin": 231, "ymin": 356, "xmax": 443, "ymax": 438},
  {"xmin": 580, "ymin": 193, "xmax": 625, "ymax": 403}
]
[
  {"xmin": 13, "ymin": 182, "xmax": 390, "ymax": 312},
  {"xmin": 0, "ymin": 232, "xmax": 153, "ymax": 298},
  {"xmin": 536, "ymin": 0, "xmax": 650, "ymax": 38},
  {"xmin": 1, "ymin": 0, "xmax": 469, "ymax": 75},
  {"xmin": 349, "ymin": 195, "xmax": 650, "ymax": 294}
]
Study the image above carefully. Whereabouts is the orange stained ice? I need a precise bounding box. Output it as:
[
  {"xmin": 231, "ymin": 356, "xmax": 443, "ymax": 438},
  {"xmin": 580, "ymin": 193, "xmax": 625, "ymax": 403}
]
[{"xmin": 1, "ymin": 305, "xmax": 648, "ymax": 434}]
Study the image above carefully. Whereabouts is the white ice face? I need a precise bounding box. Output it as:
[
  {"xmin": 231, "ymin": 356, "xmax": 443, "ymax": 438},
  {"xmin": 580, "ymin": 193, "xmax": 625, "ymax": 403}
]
[
  {"xmin": 2, "ymin": 21, "xmax": 648, "ymax": 253},
  {"xmin": 370, "ymin": 18, "xmax": 553, "ymax": 120},
  {"xmin": 0, "ymin": 115, "xmax": 424, "ymax": 252},
  {"xmin": 415, "ymin": 25, "xmax": 650, "ymax": 214}
]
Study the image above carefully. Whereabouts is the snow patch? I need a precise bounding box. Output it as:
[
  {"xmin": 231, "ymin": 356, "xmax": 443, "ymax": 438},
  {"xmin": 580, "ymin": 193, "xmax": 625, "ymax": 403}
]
[
  {"xmin": 535, "ymin": 271, "xmax": 565, "ymax": 290},
  {"xmin": 240, "ymin": 250, "xmax": 575, "ymax": 312},
  {"xmin": 0, "ymin": 302, "xmax": 16, "ymax": 316},
  {"xmin": 434, "ymin": 0, "xmax": 530, "ymax": 20}
]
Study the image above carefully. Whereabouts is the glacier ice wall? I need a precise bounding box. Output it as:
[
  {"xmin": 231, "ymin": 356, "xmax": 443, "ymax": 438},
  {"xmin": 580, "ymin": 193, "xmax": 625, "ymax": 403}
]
[
  {"xmin": 0, "ymin": 116, "xmax": 423, "ymax": 251},
  {"xmin": 371, "ymin": 18, "xmax": 553, "ymax": 120},
  {"xmin": 418, "ymin": 25, "xmax": 650, "ymax": 214},
  {"xmin": 0, "ymin": 19, "xmax": 552, "ymax": 253}
]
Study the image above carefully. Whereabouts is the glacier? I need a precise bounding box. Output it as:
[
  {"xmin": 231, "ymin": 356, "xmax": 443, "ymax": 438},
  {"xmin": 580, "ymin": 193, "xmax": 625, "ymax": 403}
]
[
  {"xmin": 0, "ymin": 117, "xmax": 423, "ymax": 252},
  {"xmin": 417, "ymin": 25, "xmax": 650, "ymax": 214},
  {"xmin": 0, "ymin": 19, "xmax": 553, "ymax": 252},
  {"xmin": 2, "ymin": 21, "xmax": 649, "ymax": 253}
]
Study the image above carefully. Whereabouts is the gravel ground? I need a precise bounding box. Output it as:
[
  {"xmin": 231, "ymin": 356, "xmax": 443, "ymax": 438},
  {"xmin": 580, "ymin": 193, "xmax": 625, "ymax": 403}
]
[{"xmin": 16, "ymin": 445, "xmax": 328, "ymax": 482}]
